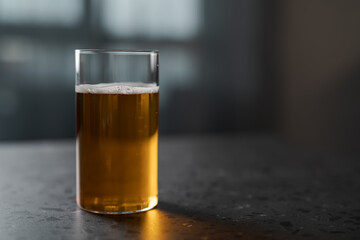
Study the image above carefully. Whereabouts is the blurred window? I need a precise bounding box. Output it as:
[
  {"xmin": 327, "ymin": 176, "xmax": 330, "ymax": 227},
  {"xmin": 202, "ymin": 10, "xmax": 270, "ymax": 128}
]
[
  {"xmin": 101, "ymin": 0, "xmax": 201, "ymax": 39},
  {"xmin": 0, "ymin": 0, "xmax": 83, "ymax": 26},
  {"xmin": 0, "ymin": 0, "xmax": 204, "ymax": 140}
]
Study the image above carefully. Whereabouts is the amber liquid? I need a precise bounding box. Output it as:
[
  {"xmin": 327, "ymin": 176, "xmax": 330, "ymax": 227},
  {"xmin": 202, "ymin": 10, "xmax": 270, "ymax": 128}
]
[{"xmin": 76, "ymin": 91, "xmax": 158, "ymax": 213}]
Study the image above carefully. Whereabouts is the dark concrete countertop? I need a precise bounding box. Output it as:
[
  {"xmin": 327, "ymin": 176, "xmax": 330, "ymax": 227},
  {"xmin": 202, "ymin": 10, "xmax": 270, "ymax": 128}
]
[{"xmin": 0, "ymin": 135, "xmax": 359, "ymax": 239}]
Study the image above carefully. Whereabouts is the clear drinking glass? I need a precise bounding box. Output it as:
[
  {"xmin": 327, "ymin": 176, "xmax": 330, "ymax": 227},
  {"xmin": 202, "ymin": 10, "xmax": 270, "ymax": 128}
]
[{"xmin": 75, "ymin": 49, "xmax": 159, "ymax": 214}]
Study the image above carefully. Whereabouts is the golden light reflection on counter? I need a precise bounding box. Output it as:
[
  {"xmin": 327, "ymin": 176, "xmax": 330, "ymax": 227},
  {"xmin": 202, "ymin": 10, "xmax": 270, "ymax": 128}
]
[
  {"xmin": 73, "ymin": 205, "xmax": 278, "ymax": 239},
  {"xmin": 142, "ymin": 207, "xmax": 248, "ymax": 240}
]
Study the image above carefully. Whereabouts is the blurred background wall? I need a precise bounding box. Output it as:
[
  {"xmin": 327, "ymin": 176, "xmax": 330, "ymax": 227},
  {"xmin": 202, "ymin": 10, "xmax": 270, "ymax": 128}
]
[
  {"xmin": 0, "ymin": 0, "xmax": 359, "ymax": 153},
  {"xmin": 275, "ymin": 0, "xmax": 360, "ymax": 152}
]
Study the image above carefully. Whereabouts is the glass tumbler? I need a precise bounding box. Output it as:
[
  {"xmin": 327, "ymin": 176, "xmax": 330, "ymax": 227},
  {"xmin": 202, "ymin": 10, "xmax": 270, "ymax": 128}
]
[{"xmin": 75, "ymin": 49, "xmax": 159, "ymax": 214}]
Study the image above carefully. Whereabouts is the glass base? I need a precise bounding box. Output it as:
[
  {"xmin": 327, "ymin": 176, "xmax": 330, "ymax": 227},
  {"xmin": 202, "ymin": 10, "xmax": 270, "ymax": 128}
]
[{"xmin": 77, "ymin": 197, "xmax": 158, "ymax": 215}]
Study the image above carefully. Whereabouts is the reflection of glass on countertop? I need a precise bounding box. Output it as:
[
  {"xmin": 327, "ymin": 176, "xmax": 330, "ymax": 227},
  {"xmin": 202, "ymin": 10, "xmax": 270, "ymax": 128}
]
[{"xmin": 72, "ymin": 203, "xmax": 249, "ymax": 240}]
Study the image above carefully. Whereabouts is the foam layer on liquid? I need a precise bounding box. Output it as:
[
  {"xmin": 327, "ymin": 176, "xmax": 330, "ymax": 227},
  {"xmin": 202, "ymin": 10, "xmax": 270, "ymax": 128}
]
[{"xmin": 76, "ymin": 82, "xmax": 159, "ymax": 94}]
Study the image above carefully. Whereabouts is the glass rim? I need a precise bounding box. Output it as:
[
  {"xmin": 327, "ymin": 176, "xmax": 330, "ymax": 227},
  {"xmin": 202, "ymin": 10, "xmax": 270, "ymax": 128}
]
[{"xmin": 75, "ymin": 49, "xmax": 159, "ymax": 54}]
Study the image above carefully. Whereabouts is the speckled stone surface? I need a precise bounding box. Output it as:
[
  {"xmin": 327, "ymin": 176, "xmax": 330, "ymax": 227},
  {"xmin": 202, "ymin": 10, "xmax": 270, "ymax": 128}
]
[{"xmin": 0, "ymin": 135, "xmax": 359, "ymax": 239}]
